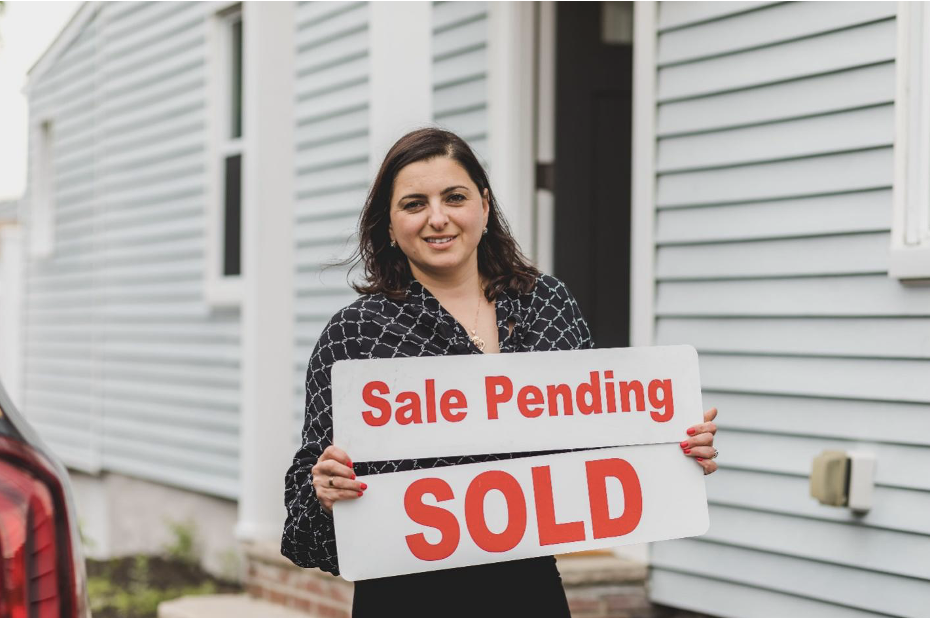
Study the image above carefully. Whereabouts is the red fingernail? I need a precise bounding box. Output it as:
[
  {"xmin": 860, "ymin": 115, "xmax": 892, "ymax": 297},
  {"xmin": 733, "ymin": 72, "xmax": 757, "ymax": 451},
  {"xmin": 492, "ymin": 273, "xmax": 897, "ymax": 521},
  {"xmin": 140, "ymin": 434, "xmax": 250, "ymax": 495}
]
[
  {"xmin": 684, "ymin": 449, "xmax": 691, "ymax": 454},
  {"xmin": 687, "ymin": 428, "xmax": 696, "ymax": 435},
  {"xmin": 351, "ymin": 473, "xmax": 356, "ymax": 480},
  {"xmin": 680, "ymin": 441, "xmax": 689, "ymax": 448},
  {"xmin": 348, "ymin": 459, "xmax": 353, "ymax": 467},
  {"xmin": 357, "ymin": 491, "xmax": 363, "ymax": 497},
  {"xmin": 696, "ymin": 457, "xmax": 704, "ymax": 461},
  {"xmin": 361, "ymin": 483, "xmax": 368, "ymax": 490}
]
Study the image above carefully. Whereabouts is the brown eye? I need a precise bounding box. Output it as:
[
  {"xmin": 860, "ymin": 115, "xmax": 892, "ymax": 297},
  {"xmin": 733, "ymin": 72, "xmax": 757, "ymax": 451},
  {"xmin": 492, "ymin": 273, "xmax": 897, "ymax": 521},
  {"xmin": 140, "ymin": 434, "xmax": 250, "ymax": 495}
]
[{"xmin": 448, "ymin": 194, "xmax": 466, "ymax": 202}]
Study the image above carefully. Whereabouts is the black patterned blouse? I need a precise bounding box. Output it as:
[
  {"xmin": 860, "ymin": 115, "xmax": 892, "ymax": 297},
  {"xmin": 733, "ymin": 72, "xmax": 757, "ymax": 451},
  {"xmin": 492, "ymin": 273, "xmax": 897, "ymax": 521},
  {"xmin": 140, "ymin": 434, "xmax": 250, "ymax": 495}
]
[{"xmin": 281, "ymin": 273, "xmax": 593, "ymax": 575}]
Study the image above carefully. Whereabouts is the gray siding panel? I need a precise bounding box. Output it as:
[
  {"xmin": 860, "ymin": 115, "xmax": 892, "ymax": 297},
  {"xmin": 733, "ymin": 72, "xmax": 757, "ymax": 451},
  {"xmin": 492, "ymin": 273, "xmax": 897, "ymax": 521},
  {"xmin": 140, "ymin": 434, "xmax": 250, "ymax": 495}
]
[
  {"xmin": 657, "ymin": 104, "xmax": 893, "ymax": 172},
  {"xmin": 23, "ymin": 11, "xmax": 101, "ymax": 473},
  {"xmin": 658, "ymin": 2, "xmax": 895, "ymax": 65},
  {"xmin": 292, "ymin": 1, "xmax": 370, "ymax": 443},
  {"xmin": 656, "ymin": 190, "xmax": 891, "ymax": 244},
  {"xmin": 658, "ymin": 19, "xmax": 896, "ymax": 101},
  {"xmin": 658, "ymin": 2, "xmax": 779, "ymax": 32},
  {"xmin": 432, "ymin": 1, "xmax": 489, "ymax": 165},
  {"xmin": 651, "ymin": 570, "xmax": 893, "ymax": 618},
  {"xmin": 652, "ymin": 540, "xmax": 926, "ymax": 618},
  {"xmin": 650, "ymin": 3, "xmax": 930, "ymax": 615},
  {"xmin": 22, "ymin": 2, "xmax": 241, "ymax": 499}
]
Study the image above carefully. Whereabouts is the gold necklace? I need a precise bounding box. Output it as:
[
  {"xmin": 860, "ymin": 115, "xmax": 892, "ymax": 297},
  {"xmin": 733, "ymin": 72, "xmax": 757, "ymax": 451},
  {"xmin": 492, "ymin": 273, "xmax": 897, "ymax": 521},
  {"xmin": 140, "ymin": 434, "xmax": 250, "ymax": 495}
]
[{"xmin": 469, "ymin": 292, "xmax": 486, "ymax": 352}]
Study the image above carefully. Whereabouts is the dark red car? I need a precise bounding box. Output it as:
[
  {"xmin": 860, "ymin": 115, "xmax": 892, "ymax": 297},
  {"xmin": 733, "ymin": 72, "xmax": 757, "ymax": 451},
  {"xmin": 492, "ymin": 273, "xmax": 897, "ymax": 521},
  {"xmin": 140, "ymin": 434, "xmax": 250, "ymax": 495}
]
[{"xmin": 0, "ymin": 382, "xmax": 90, "ymax": 618}]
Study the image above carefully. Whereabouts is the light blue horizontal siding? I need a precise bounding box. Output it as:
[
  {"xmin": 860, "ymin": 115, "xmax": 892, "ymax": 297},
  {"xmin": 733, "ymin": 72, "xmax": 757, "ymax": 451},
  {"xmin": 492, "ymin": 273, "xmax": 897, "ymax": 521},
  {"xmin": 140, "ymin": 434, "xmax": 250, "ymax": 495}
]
[
  {"xmin": 432, "ymin": 1, "xmax": 489, "ymax": 167},
  {"xmin": 292, "ymin": 1, "xmax": 370, "ymax": 444},
  {"xmin": 22, "ymin": 1, "xmax": 240, "ymax": 499},
  {"xmin": 650, "ymin": 3, "xmax": 930, "ymax": 616}
]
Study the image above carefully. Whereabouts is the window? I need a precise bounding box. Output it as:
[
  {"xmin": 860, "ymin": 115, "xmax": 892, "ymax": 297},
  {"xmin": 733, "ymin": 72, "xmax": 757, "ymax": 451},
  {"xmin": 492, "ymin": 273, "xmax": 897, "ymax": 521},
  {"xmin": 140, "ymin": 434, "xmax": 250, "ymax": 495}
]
[
  {"xmin": 206, "ymin": 3, "xmax": 244, "ymax": 304},
  {"xmin": 892, "ymin": 2, "xmax": 930, "ymax": 281},
  {"xmin": 30, "ymin": 120, "xmax": 55, "ymax": 258}
]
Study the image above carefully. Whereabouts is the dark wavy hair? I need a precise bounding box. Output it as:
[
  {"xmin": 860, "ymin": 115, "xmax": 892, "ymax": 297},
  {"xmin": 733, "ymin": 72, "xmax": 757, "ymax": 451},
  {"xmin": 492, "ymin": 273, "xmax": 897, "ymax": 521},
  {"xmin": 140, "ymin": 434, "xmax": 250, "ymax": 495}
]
[{"xmin": 347, "ymin": 127, "xmax": 540, "ymax": 301}]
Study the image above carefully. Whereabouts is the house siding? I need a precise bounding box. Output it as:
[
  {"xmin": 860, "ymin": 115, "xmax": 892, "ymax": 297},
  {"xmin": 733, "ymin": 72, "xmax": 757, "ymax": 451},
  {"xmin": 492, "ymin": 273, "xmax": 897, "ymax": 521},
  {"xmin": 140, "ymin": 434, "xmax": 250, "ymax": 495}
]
[
  {"xmin": 648, "ymin": 3, "xmax": 930, "ymax": 617},
  {"xmin": 431, "ymin": 1, "xmax": 489, "ymax": 166},
  {"xmin": 23, "ymin": 2, "xmax": 241, "ymax": 499},
  {"xmin": 291, "ymin": 1, "xmax": 491, "ymax": 442},
  {"xmin": 292, "ymin": 1, "xmax": 371, "ymax": 442}
]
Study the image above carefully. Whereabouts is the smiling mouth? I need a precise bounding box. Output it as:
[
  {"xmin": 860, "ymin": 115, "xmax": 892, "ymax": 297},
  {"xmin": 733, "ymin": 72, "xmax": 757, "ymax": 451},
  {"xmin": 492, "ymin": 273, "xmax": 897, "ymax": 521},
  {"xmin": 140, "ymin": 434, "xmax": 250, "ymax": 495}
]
[{"xmin": 425, "ymin": 236, "xmax": 456, "ymax": 245}]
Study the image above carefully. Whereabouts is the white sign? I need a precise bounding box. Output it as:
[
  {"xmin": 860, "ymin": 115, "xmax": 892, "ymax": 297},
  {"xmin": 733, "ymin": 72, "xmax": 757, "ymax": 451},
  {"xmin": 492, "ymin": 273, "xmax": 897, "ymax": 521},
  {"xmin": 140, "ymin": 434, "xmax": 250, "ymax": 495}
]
[
  {"xmin": 332, "ymin": 345, "xmax": 702, "ymax": 461},
  {"xmin": 334, "ymin": 443, "xmax": 709, "ymax": 581}
]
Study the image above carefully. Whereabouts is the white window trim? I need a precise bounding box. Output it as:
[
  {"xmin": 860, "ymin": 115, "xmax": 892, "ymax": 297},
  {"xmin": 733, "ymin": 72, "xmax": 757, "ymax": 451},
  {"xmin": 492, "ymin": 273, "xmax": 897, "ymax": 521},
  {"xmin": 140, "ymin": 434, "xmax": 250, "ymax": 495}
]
[
  {"xmin": 204, "ymin": 2, "xmax": 244, "ymax": 306},
  {"xmin": 29, "ymin": 118, "xmax": 55, "ymax": 259},
  {"xmin": 892, "ymin": 1, "xmax": 930, "ymax": 282}
]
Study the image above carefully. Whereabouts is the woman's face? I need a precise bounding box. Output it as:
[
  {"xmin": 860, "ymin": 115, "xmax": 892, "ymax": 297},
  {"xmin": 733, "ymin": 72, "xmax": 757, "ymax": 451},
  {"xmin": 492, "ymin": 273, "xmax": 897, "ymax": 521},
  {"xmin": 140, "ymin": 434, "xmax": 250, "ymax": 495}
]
[{"xmin": 388, "ymin": 156, "xmax": 489, "ymax": 283}]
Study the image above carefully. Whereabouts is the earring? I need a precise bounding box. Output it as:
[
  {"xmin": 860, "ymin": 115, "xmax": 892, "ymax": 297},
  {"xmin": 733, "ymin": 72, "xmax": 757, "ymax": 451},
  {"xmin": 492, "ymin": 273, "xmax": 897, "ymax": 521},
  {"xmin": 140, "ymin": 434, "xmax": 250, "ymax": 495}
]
[
  {"xmin": 482, "ymin": 227, "xmax": 488, "ymax": 235},
  {"xmin": 390, "ymin": 239, "xmax": 397, "ymax": 248}
]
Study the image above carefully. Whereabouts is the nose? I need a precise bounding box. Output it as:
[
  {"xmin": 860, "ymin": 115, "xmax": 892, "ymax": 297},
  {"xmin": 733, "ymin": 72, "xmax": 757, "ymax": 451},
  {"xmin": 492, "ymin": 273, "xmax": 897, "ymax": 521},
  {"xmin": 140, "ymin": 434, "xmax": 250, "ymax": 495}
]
[{"xmin": 426, "ymin": 200, "xmax": 449, "ymax": 229}]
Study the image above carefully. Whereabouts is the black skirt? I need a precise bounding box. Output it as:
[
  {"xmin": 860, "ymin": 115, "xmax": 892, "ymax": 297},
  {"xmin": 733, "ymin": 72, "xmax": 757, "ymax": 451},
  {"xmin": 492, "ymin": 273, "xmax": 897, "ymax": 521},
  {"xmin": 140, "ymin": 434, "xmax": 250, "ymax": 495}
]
[{"xmin": 351, "ymin": 556, "xmax": 572, "ymax": 618}]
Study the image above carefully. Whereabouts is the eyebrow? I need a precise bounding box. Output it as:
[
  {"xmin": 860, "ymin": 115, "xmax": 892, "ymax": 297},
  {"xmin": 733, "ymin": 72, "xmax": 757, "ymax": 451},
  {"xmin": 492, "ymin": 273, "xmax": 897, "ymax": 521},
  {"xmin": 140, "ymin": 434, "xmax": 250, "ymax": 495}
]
[{"xmin": 397, "ymin": 186, "xmax": 469, "ymax": 203}]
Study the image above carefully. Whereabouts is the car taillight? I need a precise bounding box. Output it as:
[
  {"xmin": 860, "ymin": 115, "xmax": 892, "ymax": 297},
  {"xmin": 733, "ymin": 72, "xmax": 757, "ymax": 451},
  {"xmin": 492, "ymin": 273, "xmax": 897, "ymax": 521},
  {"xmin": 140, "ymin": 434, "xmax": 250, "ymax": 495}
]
[{"xmin": 0, "ymin": 437, "xmax": 76, "ymax": 618}]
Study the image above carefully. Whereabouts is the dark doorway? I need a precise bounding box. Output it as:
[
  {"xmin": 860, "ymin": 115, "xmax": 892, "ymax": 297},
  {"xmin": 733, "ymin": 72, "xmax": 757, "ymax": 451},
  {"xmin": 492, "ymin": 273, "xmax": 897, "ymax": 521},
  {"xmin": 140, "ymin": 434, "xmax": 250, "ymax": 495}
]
[{"xmin": 553, "ymin": 2, "xmax": 633, "ymax": 349}]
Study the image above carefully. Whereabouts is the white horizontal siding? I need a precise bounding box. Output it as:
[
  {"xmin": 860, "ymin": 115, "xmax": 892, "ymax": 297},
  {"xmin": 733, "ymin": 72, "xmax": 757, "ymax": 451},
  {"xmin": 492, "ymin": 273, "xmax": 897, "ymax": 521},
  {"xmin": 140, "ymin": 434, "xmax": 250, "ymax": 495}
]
[
  {"xmin": 656, "ymin": 190, "xmax": 891, "ymax": 244},
  {"xmin": 652, "ymin": 539, "xmax": 926, "ymax": 618},
  {"xmin": 657, "ymin": 317, "xmax": 930, "ymax": 359},
  {"xmin": 650, "ymin": 3, "xmax": 930, "ymax": 616},
  {"xmin": 292, "ymin": 1, "xmax": 371, "ymax": 445},
  {"xmin": 658, "ymin": 2, "xmax": 895, "ymax": 66},
  {"xmin": 658, "ymin": 18, "xmax": 896, "ymax": 101},
  {"xmin": 21, "ymin": 1, "xmax": 241, "ymax": 499},
  {"xmin": 657, "ymin": 2, "xmax": 779, "ymax": 32},
  {"xmin": 651, "ymin": 570, "xmax": 892, "ymax": 618},
  {"xmin": 657, "ymin": 148, "xmax": 892, "ymax": 208},
  {"xmin": 656, "ymin": 275, "xmax": 930, "ymax": 317},
  {"xmin": 657, "ymin": 104, "xmax": 893, "ymax": 173},
  {"xmin": 655, "ymin": 232, "xmax": 890, "ymax": 280}
]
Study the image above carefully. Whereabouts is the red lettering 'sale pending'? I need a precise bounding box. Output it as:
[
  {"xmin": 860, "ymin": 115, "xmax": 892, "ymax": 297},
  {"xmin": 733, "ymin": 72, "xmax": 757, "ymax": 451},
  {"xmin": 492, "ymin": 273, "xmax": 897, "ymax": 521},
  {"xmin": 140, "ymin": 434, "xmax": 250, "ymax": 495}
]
[
  {"xmin": 333, "ymin": 346, "xmax": 704, "ymax": 462},
  {"xmin": 333, "ymin": 443, "xmax": 709, "ymax": 581}
]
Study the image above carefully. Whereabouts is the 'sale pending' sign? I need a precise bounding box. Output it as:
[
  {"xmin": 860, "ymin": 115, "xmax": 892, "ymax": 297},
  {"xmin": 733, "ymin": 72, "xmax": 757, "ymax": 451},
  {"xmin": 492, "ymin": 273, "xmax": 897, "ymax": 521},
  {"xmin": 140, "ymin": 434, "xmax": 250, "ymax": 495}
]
[
  {"xmin": 332, "ymin": 345, "xmax": 702, "ymax": 461},
  {"xmin": 332, "ymin": 346, "xmax": 709, "ymax": 581}
]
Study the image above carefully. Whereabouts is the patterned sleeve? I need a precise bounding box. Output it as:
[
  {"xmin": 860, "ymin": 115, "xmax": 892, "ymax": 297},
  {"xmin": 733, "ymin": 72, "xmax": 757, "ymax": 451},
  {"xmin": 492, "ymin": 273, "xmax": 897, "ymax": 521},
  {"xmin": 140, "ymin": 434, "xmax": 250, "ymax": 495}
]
[
  {"xmin": 559, "ymin": 279, "xmax": 595, "ymax": 350},
  {"xmin": 281, "ymin": 313, "xmax": 356, "ymax": 575}
]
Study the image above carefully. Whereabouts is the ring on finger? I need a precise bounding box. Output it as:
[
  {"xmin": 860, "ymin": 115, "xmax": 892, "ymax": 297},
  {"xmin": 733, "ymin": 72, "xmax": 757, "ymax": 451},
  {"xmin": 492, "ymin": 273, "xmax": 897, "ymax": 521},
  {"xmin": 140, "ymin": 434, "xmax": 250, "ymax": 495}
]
[{"xmin": 711, "ymin": 449, "xmax": 719, "ymax": 460}]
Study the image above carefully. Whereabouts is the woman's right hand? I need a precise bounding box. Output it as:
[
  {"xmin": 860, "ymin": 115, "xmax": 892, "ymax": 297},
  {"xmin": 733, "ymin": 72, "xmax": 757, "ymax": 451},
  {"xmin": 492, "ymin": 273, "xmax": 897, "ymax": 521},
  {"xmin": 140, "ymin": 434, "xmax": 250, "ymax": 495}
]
[{"xmin": 312, "ymin": 445, "xmax": 366, "ymax": 514}]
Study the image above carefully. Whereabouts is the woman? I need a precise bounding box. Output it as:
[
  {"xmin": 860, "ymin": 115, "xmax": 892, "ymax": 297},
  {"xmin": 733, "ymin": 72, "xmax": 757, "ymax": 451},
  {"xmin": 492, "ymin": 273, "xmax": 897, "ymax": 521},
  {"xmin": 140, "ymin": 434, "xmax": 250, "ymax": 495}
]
[{"xmin": 281, "ymin": 128, "xmax": 718, "ymax": 617}]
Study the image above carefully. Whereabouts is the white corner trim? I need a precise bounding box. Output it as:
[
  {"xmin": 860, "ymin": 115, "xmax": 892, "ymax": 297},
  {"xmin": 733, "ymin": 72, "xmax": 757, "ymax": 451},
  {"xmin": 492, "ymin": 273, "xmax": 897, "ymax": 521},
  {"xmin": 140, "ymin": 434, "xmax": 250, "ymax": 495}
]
[
  {"xmin": 891, "ymin": 1, "xmax": 930, "ymax": 281},
  {"xmin": 369, "ymin": 2, "xmax": 432, "ymax": 178},
  {"xmin": 630, "ymin": 2, "xmax": 658, "ymax": 347},
  {"xmin": 487, "ymin": 2, "xmax": 537, "ymax": 259},
  {"xmin": 237, "ymin": 1, "xmax": 297, "ymax": 542}
]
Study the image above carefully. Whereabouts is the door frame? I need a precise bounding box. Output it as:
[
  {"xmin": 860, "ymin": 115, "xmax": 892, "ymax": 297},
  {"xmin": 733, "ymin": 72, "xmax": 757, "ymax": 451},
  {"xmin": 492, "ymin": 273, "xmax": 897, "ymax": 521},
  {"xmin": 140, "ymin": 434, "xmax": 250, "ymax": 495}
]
[{"xmin": 630, "ymin": 1, "xmax": 658, "ymax": 347}]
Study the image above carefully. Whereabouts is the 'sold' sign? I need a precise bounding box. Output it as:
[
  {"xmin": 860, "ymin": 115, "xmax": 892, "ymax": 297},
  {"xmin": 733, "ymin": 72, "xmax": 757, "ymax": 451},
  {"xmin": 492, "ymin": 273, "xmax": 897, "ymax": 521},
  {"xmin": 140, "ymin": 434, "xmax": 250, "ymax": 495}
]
[
  {"xmin": 331, "ymin": 346, "xmax": 709, "ymax": 580},
  {"xmin": 334, "ymin": 443, "xmax": 708, "ymax": 581}
]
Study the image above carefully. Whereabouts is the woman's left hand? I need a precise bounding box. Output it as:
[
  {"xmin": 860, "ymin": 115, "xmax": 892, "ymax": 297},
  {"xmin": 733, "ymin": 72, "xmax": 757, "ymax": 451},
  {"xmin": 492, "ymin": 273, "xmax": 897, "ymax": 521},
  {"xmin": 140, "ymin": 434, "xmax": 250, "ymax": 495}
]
[{"xmin": 681, "ymin": 407, "xmax": 718, "ymax": 475}]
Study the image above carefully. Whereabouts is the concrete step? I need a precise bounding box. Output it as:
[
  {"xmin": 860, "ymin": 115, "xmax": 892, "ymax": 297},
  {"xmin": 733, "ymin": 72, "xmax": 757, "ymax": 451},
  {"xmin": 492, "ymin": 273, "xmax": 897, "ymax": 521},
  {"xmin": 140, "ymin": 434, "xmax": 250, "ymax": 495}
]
[{"xmin": 158, "ymin": 594, "xmax": 312, "ymax": 618}]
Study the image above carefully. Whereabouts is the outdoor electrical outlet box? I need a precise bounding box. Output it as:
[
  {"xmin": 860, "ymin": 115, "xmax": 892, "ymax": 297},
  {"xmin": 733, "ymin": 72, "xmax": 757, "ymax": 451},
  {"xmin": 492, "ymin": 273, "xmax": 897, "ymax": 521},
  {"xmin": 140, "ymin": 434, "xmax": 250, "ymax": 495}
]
[
  {"xmin": 847, "ymin": 451, "xmax": 876, "ymax": 512},
  {"xmin": 810, "ymin": 450, "xmax": 876, "ymax": 512},
  {"xmin": 810, "ymin": 450, "xmax": 849, "ymax": 507}
]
